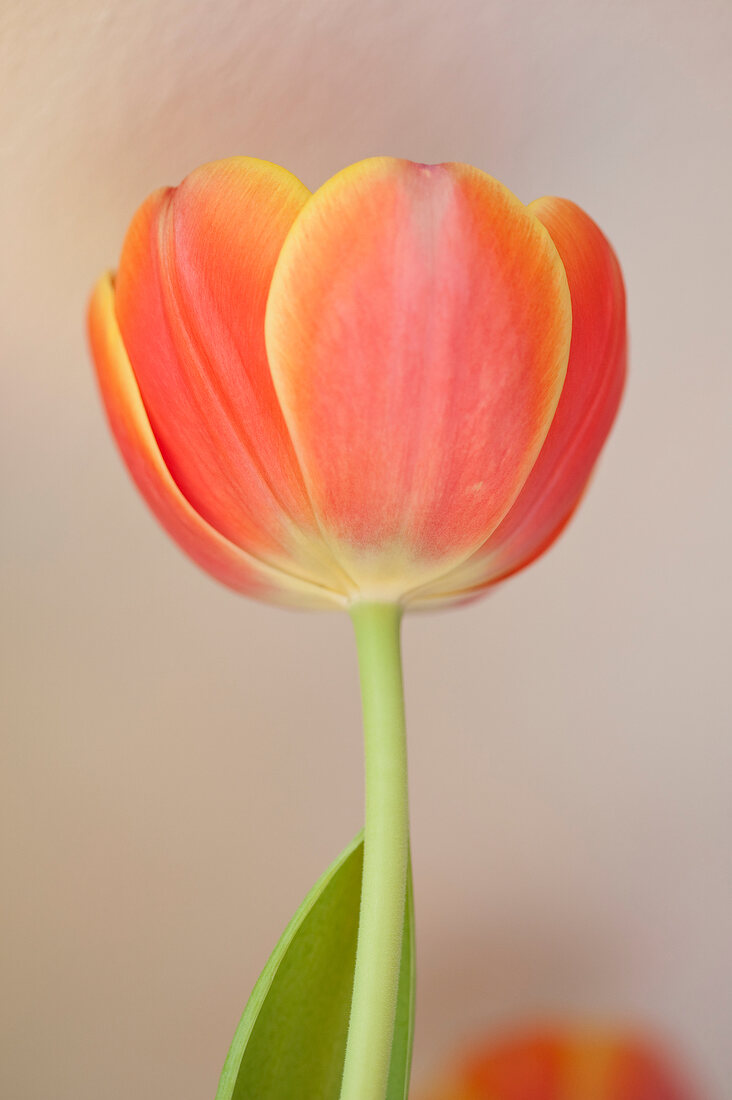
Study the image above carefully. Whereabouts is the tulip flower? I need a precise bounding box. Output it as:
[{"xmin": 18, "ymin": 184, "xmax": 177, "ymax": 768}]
[
  {"xmin": 88, "ymin": 156, "xmax": 626, "ymax": 1100},
  {"xmin": 417, "ymin": 1027, "xmax": 697, "ymax": 1100},
  {"xmin": 88, "ymin": 156, "xmax": 625, "ymax": 610}
]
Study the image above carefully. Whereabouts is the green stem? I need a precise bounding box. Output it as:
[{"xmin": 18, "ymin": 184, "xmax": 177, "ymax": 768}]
[{"xmin": 340, "ymin": 602, "xmax": 410, "ymax": 1100}]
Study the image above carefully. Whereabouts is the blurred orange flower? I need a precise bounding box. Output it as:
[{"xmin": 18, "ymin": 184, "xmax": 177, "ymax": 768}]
[
  {"xmin": 89, "ymin": 157, "xmax": 625, "ymax": 609},
  {"xmin": 417, "ymin": 1028, "xmax": 697, "ymax": 1100}
]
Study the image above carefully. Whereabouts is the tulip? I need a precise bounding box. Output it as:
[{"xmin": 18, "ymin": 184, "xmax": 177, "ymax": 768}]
[
  {"xmin": 88, "ymin": 156, "xmax": 625, "ymax": 610},
  {"xmin": 417, "ymin": 1028, "xmax": 697, "ymax": 1100},
  {"xmin": 88, "ymin": 156, "xmax": 626, "ymax": 1100}
]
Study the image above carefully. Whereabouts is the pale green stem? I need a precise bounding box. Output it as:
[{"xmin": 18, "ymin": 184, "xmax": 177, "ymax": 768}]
[{"xmin": 340, "ymin": 601, "xmax": 410, "ymax": 1100}]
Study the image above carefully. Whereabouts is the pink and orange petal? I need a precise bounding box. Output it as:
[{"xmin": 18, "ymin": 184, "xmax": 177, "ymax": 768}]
[
  {"xmin": 89, "ymin": 274, "xmax": 343, "ymax": 609},
  {"xmin": 417, "ymin": 199, "xmax": 626, "ymax": 601},
  {"xmin": 265, "ymin": 158, "xmax": 572, "ymax": 594},
  {"xmin": 113, "ymin": 158, "xmax": 349, "ymax": 590}
]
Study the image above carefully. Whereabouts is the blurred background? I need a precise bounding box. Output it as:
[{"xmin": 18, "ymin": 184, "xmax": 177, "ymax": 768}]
[{"xmin": 2, "ymin": 0, "xmax": 730, "ymax": 1096}]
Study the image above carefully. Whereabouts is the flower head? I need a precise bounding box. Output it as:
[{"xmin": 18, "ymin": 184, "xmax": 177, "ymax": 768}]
[
  {"xmin": 417, "ymin": 1028, "xmax": 696, "ymax": 1100},
  {"xmin": 89, "ymin": 157, "xmax": 625, "ymax": 608}
]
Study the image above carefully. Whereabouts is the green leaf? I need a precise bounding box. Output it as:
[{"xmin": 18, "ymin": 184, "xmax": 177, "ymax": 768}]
[
  {"xmin": 215, "ymin": 833, "xmax": 415, "ymax": 1100},
  {"xmin": 386, "ymin": 865, "xmax": 416, "ymax": 1100}
]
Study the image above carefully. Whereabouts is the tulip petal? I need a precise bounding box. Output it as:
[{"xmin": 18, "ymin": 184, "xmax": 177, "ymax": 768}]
[
  {"xmin": 113, "ymin": 157, "xmax": 345, "ymax": 589},
  {"xmin": 417, "ymin": 197, "xmax": 626, "ymax": 601},
  {"xmin": 89, "ymin": 275, "xmax": 344, "ymax": 608},
  {"xmin": 609, "ymin": 1040, "xmax": 694, "ymax": 1100},
  {"xmin": 265, "ymin": 158, "xmax": 572, "ymax": 595},
  {"xmin": 462, "ymin": 1032, "xmax": 564, "ymax": 1095}
]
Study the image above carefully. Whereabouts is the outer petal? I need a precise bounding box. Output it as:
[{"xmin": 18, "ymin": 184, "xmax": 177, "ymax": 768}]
[
  {"xmin": 418, "ymin": 198, "xmax": 626, "ymax": 602},
  {"xmin": 608, "ymin": 1040, "xmax": 695, "ymax": 1100},
  {"xmin": 265, "ymin": 158, "xmax": 572, "ymax": 596},
  {"xmin": 88, "ymin": 275, "xmax": 343, "ymax": 609},
  {"xmin": 460, "ymin": 1032, "xmax": 563, "ymax": 1097},
  {"xmin": 114, "ymin": 157, "xmax": 344, "ymax": 589}
]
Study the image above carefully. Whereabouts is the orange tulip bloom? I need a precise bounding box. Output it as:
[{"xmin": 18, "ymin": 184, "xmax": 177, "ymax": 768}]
[
  {"xmin": 88, "ymin": 157, "xmax": 625, "ymax": 608},
  {"xmin": 417, "ymin": 1028, "xmax": 697, "ymax": 1100}
]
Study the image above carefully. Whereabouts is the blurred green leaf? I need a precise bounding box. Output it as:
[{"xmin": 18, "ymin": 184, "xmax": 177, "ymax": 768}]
[{"xmin": 215, "ymin": 833, "xmax": 414, "ymax": 1100}]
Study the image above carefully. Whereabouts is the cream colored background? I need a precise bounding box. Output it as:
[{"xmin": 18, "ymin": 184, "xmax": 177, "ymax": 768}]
[{"xmin": 2, "ymin": 0, "xmax": 731, "ymax": 1096}]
